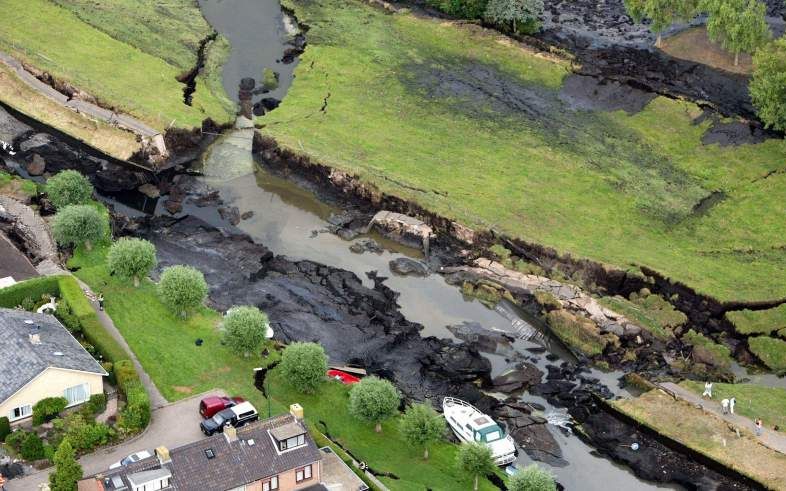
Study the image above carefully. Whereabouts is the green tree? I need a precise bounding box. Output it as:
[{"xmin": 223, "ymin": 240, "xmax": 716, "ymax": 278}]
[
  {"xmin": 279, "ymin": 342, "xmax": 328, "ymax": 393},
  {"xmin": 399, "ymin": 403, "xmax": 446, "ymax": 460},
  {"xmin": 221, "ymin": 306, "xmax": 270, "ymax": 357},
  {"xmin": 508, "ymin": 464, "xmax": 557, "ymax": 491},
  {"xmin": 107, "ymin": 238, "xmax": 157, "ymax": 287},
  {"xmin": 624, "ymin": 0, "xmax": 700, "ymax": 46},
  {"xmin": 46, "ymin": 170, "xmax": 93, "ymax": 209},
  {"xmin": 456, "ymin": 442, "xmax": 496, "ymax": 491},
  {"xmin": 484, "ymin": 0, "xmax": 543, "ymax": 34},
  {"xmin": 751, "ymin": 37, "xmax": 786, "ymax": 130},
  {"xmin": 49, "ymin": 439, "xmax": 83, "ymax": 491},
  {"xmin": 157, "ymin": 265, "xmax": 208, "ymax": 318},
  {"xmin": 52, "ymin": 205, "xmax": 108, "ymax": 251},
  {"xmin": 703, "ymin": 0, "xmax": 770, "ymax": 66},
  {"xmin": 348, "ymin": 376, "xmax": 401, "ymax": 433}
]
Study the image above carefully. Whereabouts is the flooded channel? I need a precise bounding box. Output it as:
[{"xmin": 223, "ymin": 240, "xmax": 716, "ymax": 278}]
[{"xmin": 180, "ymin": 122, "xmax": 680, "ymax": 490}]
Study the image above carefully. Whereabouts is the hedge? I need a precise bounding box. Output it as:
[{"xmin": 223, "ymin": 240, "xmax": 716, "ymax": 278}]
[{"xmin": 0, "ymin": 275, "xmax": 62, "ymax": 308}]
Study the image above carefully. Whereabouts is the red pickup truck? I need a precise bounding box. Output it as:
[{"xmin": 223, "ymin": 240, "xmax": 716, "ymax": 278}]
[{"xmin": 199, "ymin": 395, "xmax": 245, "ymax": 419}]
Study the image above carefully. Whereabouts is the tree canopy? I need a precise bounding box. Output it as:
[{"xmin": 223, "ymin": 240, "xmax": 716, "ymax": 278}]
[
  {"xmin": 703, "ymin": 0, "xmax": 770, "ymax": 65},
  {"xmin": 508, "ymin": 464, "xmax": 557, "ymax": 491},
  {"xmin": 623, "ymin": 0, "xmax": 700, "ymax": 45},
  {"xmin": 46, "ymin": 170, "xmax": 93, "ymax": 209},
  {"xmin": 348, "ymin": 376, "xmax": 401, "ymax": 433},
  {"xmin": 751, "ymin": 37, "xmax": 786, "ymax": 131},
  {"xmin": 107, "ymin": 238, "xmax": 157, "ymax": 287},
  {"xmin": 484, "ymin": 0, "xmax": 543, "ymax": 34},
  {"xmin": 52, "ymin": 204, "xmax": 107, "ymax": 251},
  {"xmin": 456, "ymin": 442, "xmax": 496, "ymax": 491},
  {"xmin": 399, "ymin": 403, "xmax": 446, "ymax": 459},
  {"xmin": 49, "ymin": 439, "xmax": 83, "ymax": 491},
  {"xmin": 157, "ymin": 265, "xmax": 208, "ymax": 318},
  {"xmin": 279, "ymin": 342, "xmax": 328, "ymax": 393},
  {"xmin": 221, "ymin": 306, "xmax": 270, "ymax": 357}
]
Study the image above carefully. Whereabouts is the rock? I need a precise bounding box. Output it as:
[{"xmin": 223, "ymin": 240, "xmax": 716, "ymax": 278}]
[
  {"xmin": 349, "ymin": 238, "xmax": 383, "ymax": 254},
  {"xmin": 511, "ymin": 422, "xmax": 565, "ymax": 466},
  {"xmin": 241, "ymin": 211, "xmax": 254, "ymax": 221},
  {"xmin": 601, "ymin": 322, "xmax": 624, "ymax": 337},
  {"xmin": 336, "ymin": 228, "xmax": 359, "ymax": 241},
  {"xmin": 26, "ymin": 153, "xmax": 46, "ymax": 176},
  {"xmin": 446, "ymin": 322, "xmax": 516, "ymax": 357},
  {"xmin": 218, "ymin": 206, "xmax": 241, "ymax": 226},
  {"xmin": 260, "ymin": 98, "xmax": 280, "ymax": 111},
  {"xmin": 389, "ymin": 258, "xmax": 428, "ymax": 277},
  {"xmin": 492, "ymin": 362, "xmax": 543, "ymax": 392},
  {"xmin": 531, "ymin": 380, "xmax": 576, "ymax": 398},
  {"xmin": 622, "ymin": 322, "xmax": 642, "ymax": 338},
  {"xmin": 94, "ymin": 161, "xmax": 148, "ymax": 192},
  {"xmin": 163, "ymin": 199, "xmax": 182, "ymax": 215},
  {"xmin": 138, "ymin": 183, "xmax": 160, "ymax": 199},
  {"xmin": 172, "ymin": 174, "xmax": 221, "ymax": 207}
]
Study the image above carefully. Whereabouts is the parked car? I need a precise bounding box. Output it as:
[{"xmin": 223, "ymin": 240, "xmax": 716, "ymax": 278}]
[
  {"xmin": 109, "ymin": 450, "xmax": 153, "ymax": 470},
  {"xmin": 199, "ymin": 395, "xmax": 245, "ymax": 419},
  {"xmin": 200, "ymin": 401, "xmax": 258, "ymax": 436},
  {"xmin": 327, "ymin": 369, "xmax": 360, "ymax": 384}
]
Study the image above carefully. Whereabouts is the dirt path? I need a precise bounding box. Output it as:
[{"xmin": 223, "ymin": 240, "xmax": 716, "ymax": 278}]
[{"xmin": 660, "ymin": 382, "xmax": 786, "ymax": 454}]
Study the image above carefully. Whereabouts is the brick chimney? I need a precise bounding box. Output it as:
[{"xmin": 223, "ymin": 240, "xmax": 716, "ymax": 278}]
[
  {"xmin": 224, "ymin": 424, "xmax": 238, "ymax": 443},
  {"xmin": 155, "ymin": 446, "xmax": 171, "ymax": 465},
  {"xmin": 290, "ymin": 403, "xmax": 303, "ymax": 420}
]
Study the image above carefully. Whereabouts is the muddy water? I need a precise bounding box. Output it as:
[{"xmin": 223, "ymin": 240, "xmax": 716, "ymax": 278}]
[
  {"xmin": 198, "ymin": 0, "xmax": 299, "ymax": 104},
  {"xmin": 188, "ymin": 130, "xmax": 679, "ymax": 490}
]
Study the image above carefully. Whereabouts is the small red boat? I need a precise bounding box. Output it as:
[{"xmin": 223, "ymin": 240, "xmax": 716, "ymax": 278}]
[{"xmin": 327, "ymin": 369, "xmax": 361, "ymax": 384}]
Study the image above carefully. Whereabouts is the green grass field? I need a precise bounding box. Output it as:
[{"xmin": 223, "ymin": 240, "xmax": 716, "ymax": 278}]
[
  {"xmin": 748, "ymin": 336, "xmax": 786, "ymax": 374},
  {"xmin": 0, "ymin": 0, "xmax": 234, "ymax": 130},
  {"xmin": 68, "ymin": 244, "xmax": 499, "ymax": 490},
  {"xmin": 726, "ymin": 305, "xmax": 786, "ymax": 335},
  {"xmin": 265, "ymin": 0, "xmax": 786, "ymax": 305}
]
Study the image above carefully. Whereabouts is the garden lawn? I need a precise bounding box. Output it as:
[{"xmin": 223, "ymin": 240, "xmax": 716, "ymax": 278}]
[
  {"xmin": 0, "ymin": 0, "xmax": 234, "ymax": 131},
  {"xmin": 69, "ymin": 244, "xmax": 499, "ymax": 490},
  {"xmin": 681, "ymin": 381, "xmax": 786, "ymax": 432},
  {"xmin": 266, "ymin": 0, "xmax": 786, "ymax": 304}
]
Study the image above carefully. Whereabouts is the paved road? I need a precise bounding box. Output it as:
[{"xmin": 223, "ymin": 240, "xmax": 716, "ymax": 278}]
[
  {"xmin": 660, "ymin": 382, "xmax": 786, "ymax": 454},
  {"xmin": 5, "ymin": 390, "xmax": 224, "ymax": 490}
]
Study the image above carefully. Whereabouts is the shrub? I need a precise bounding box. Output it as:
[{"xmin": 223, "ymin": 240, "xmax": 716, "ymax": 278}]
[
  {"xmin": 46, "ymin": 170, "xmax": 93, "ymax": 209},
  {"xmin": 348, "ymin": 376, "xmax": 401, "ymax": 433},
  {"xmin": 222, "ymin": 306, "xmax": 270, "ymax": 357},
  {"xmin": 157, "ymin": 265, "xmax": 208, "ymax": 318},
  {"xmin": 428, "ymin": 0, "xmax": 489, "ymax": 19},
  {"xmin": 5, "ymin": 429, "xmax": 30, "ymax": 450},
  {"xmin": 0, "ymin": 416, "xmax": 10, "ymax": 442},
  {"xmin": 32, "ymin": 397, "xmax": 69, "ymax": 425},
  {"xmin": 20, "ymin": 432, "xmax": 46, "ymax": 461},
  {"xmin": 456, "ymin": 442, "xmax": 496, "ymax": 491},
  {"xmin": 508, "ymin": 463, "xmax": 556, "ymax": 491},
  {"xmin": 55, "ymin": 300, "xmax": 81, "ymax": 334},
  {"xmin": 50, "ymin": 439, "xmax": 83, "ymax": 491},
  {"xmin": 484, "ymin": 0, "xmax": 543, "ymax": 34},
  {"xmin": 280, "ymin": 342, "xmax": 328, "ymax": 394},
  {"xmin": 62, "ymin": 413, "xmax": 113, "ymax": 452},
  {"xmin": 52, "ymin": 205, "xmax": 108, "ymax": 251},
  {"xmin": 0, "ymin": 275, "xmax": 61, "ymax": 309},
  {"xmin": 107, "ymin": 238, "xmax": 157, "ymax": 287},
  {"xmin": 83, "ymin": 393, "xmax": 108, "ymax": 416},
  {"xmin": 114, "ymin": 359, "xmax": 140, "ymax": 390},
  {"xmin": 119, "ymin": 381, "xmax": 151, "ymax": 432},
  {"xmin": 399, "ymin": 403, "xmax": 446, "ymax": 459}
]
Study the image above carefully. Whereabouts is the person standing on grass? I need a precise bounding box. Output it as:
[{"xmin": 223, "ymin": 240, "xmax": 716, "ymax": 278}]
[
  {"xmin": 755, "ymin": 418, "xmax": 763, "ymax": 436},
  {"xmin": 721, "ymin": 398, "xmax": 729, "ymax": 414},
  {"xmin": 729, "ymin": 397, "xmax": 736, "ymax": 415},
  {"xmin": 702, "ymin": 381, "xmax": 713, "ymax": 398},
  {"xmin": 98, "ymin": 293, "xmax": 104, "ymax": 311}
]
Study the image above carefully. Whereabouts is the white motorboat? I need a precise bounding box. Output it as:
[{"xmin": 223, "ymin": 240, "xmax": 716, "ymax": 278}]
[{"xmin": 442, "ymin": 397, "xmax": 516, "ymax": 466}]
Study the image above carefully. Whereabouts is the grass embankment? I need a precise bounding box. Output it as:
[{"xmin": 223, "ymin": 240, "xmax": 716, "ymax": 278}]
[
  {"xmin": 614, "ymin": 390, "xmax": 786, "ymax": 489},
  {"xmin": 681, "ymin": 381, "xmax": 786, "ymax": 433},
  {"xmin": 599, "ymin": 291, "xmax": 686, "ymax": 341},
  {"xmin": 726, "ymin": 305, "xmax": 786, "ymax": 336},
  {"xmin": 265, "ymin": 0, "xmax": 786, "ymax": 304},
  {"xmin": 0, "ymin": 169, "xmax": 38, "ymax": 198},
  {"xmin": 747, "ymin": 337, "xmax": 786, "ymax": 374},
  {"xmin": 69, "ymin": 245, "xmax": 497, "ymax": 490},
  {"xmin": 0, "ymin": 64, "xmax": 141, "ymax": 160},
  {"xmin": 0, "ymin": 0, "xmax": 234, "ymax": 132}
]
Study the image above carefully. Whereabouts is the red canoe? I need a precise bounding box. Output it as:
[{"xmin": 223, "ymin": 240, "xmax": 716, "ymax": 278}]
[{"xmin": 327, "ymin": 369, "xmax": 361, "ymax": 384}]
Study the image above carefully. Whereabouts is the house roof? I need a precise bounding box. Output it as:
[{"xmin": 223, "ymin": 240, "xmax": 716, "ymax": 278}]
[
  {"xmin": 87, "ymin": 414, "xmax": 323, "ymax": 491},
  {"xmin": 0, "ymin": 307, "xmax": 107, "ymax": 404}
]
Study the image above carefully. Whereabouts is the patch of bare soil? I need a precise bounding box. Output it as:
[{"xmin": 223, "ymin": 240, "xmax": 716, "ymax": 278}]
[{"xmin": 660, "ymin": 27, "xmax": 752, "ymax": 75}]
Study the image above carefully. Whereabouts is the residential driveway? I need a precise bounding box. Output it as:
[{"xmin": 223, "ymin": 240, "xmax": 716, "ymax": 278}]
[{"xmin": 5, "ymin": 390, "xmax": 225, "ymax": 490}]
